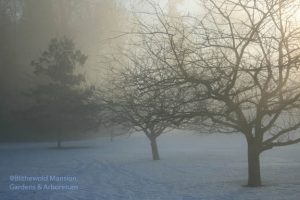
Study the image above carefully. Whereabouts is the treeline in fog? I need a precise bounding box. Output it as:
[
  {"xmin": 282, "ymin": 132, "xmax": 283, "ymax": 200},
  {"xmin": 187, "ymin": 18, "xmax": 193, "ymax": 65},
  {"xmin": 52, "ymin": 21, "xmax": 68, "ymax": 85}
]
[{"xmin": 0, "ymin": 0, "xmax": 128, "ymax": 141}]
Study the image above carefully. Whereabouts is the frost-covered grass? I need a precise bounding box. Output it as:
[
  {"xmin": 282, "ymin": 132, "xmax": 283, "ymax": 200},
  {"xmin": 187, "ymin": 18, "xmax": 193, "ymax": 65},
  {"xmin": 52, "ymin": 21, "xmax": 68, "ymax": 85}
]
[{"xmin": 0, "ymin": 131, "xmax": 300, "ymax": 200}]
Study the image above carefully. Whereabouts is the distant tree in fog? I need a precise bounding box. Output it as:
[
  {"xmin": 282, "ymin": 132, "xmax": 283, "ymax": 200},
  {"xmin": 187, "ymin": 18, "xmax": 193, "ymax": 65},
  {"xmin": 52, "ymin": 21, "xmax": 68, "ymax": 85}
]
[
  {"xmin": 101, "ymin": 47, "xmax": 190, "ymax": 160},
  {"xmin": 24, "ymin": 37, "xmax": 100, "ymax": 148},
  {"xmin": 0, "ymin": 0, "xmax": 128, "ymax": 137}
]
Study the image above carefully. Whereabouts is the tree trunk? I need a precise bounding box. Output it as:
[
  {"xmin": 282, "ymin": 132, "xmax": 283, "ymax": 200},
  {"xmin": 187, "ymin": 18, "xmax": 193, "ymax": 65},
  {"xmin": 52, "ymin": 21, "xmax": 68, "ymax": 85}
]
[
  {"xmin": 247, "ymin": 142, "xmax": 262, "ymax": 187},
  {"xmin": 110, "ymin": 130, "xmax": 114, "ymax": 142},
  {"xmin": 150, "ymin": 138, "xmax": 160, "ymax": 160},
  {"xmin": 57, "ymin": 132, "xmax": 62, "ymax": 149}
]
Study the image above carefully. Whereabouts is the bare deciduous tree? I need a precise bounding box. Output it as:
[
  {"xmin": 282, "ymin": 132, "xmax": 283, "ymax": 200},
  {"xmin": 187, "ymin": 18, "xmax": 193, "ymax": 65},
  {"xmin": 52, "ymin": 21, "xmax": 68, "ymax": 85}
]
[
  {"xmin": 101, "ymin": 45, "xmax": 191, "ymax": 160},
  {"xmin": 123, "ymin": 0, "xmax": 300, "ymax": 186}
]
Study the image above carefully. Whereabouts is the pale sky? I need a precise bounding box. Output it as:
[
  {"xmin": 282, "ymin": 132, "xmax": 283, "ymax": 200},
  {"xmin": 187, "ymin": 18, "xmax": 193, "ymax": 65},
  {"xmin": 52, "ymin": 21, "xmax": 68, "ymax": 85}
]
[{"xmin": 121, "ymin": 0, "xmax": 201, "ymax": 15}]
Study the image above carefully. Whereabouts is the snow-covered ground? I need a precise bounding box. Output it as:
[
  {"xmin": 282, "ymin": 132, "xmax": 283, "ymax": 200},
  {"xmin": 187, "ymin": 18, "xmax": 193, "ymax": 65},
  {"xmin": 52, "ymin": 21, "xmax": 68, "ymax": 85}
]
[{"xmin": 0, "ymin": 131, "xmax": 300, "ymax": 200}]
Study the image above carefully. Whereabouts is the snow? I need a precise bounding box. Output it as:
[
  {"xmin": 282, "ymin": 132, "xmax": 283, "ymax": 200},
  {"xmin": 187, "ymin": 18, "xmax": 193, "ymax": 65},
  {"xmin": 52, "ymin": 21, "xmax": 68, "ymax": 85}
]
[{"xmin": 1, "ymin": 130, "xmax": 300, "ymax": 200}]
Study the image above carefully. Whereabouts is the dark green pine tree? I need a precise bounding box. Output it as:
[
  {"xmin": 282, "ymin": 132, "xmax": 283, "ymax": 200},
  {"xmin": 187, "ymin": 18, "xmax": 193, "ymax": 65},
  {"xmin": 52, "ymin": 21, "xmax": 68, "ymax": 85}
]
[{"xmin": 28, "ymin": 37, "xmax": 99, "ymax": 148}]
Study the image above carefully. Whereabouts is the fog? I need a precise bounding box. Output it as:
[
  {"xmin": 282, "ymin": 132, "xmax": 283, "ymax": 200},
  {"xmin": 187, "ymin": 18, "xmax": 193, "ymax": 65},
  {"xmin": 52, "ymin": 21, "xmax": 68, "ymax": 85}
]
[
  {"xmin": 1, "ymin": 0, "xmax": 300, "ymax": 193},
  {"xmin": 0, "ymin": 0, "xmax": 128, "ymax": 140},
  {"xmin": 0, "ymin": 0, "xmax": 196, "ymax": 141}
]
